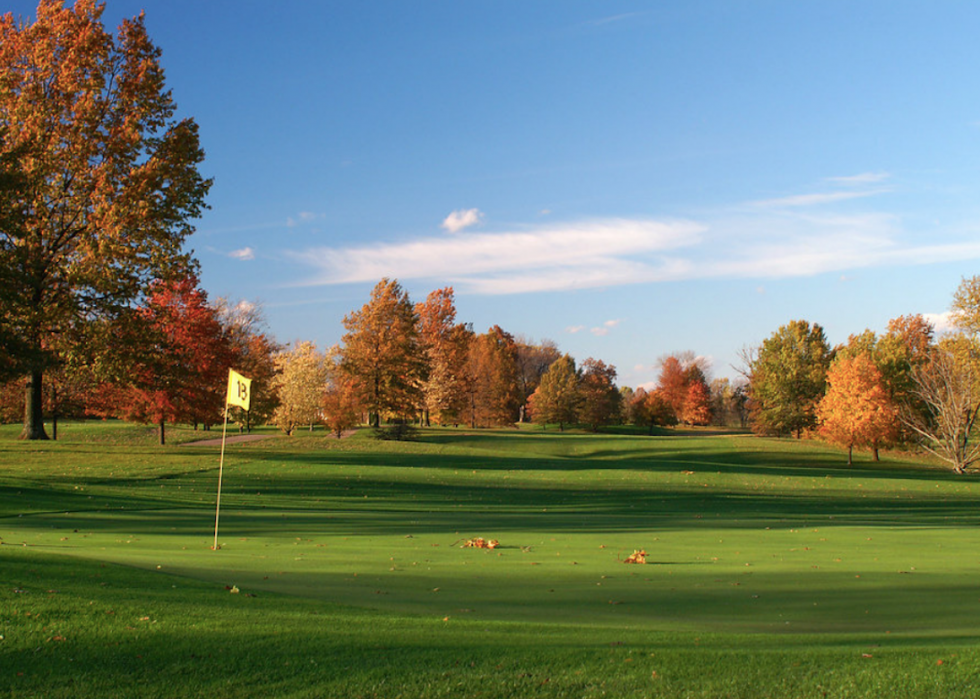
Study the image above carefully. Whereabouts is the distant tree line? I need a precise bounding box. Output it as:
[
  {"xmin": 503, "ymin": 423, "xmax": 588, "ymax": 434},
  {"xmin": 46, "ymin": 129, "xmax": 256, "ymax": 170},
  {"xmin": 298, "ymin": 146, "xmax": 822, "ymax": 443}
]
[
  {"xmin": 3, "ymin": 3, "xmax": 979, "ymax": 475},
  {"xmin": 741, "ymin": 276, "xmax": 980, "ymax": 473}
]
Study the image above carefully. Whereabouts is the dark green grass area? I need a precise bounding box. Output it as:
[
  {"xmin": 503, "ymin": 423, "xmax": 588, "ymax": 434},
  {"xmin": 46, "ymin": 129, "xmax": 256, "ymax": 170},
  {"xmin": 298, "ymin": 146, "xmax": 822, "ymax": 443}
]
[{"xmin": 3, "ymin": 422, "xmax": 980, "ymax": 697}]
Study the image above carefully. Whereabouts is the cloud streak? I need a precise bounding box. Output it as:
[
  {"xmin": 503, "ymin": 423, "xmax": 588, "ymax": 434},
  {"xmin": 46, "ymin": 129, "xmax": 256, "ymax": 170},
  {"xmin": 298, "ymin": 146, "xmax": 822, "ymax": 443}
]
[
  {"xmin": 290, "ymin": 218, "xmax": 704, "ymax": 294},
  {"xmin": 749, "ymin": 190, "xmax": 885, "ymax": 208},
  {"xmin": 285, "ymin": 204, "xmax": 980, "ymax": 295}
]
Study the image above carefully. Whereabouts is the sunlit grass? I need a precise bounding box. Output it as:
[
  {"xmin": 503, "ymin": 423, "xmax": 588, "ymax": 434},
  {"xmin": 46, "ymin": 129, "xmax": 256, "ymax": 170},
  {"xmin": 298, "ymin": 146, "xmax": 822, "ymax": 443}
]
[{"xmin": 2, "ymin": 422, "xmax": 980, "ymax": 697}]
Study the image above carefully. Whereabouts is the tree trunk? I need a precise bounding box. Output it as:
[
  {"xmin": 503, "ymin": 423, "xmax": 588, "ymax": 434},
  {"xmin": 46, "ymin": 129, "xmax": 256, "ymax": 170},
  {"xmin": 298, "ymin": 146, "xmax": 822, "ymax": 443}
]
[
  {"xmin": 847, "ymin": 444, "xmax": 853, "ymax": 466},
  {"xmin": 20, "ymin": 370, "xmax": 49, "ymax": 440},
  {"xmin": 872, "ymin": 441, "xmax": 880, "ymax": 462},
  {"xmin": 158, "ymin": 418, "xmax": 166, "ymax": 446}
]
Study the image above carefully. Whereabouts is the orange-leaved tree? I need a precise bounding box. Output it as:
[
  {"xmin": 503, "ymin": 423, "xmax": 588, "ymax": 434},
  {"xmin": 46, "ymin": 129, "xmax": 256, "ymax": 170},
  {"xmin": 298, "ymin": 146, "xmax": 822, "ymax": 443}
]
[
  {"xmin": 817, "ymin": 354, "xmax": 899, "ymax": 464},
  {"xmin": 340, "ymin": 278, "xmax": 424, "ymax": 427},
  {"xmin": 630, "ymin": 387, "xmax": 677, "ymax": 434},
  {"xmin": 415, "ymin": 287, "xmax": 472, "ymax": 426},
  {"xmin": 463, "ymin": 326, "xmax": 520, "ymax": 427},
  {"xmin": 321, "ymin": 355, "xmax": 361, "ymax": 438},
  {"xmin": 0, "ymin": 1, "xmax": 211, "ymax": 439}
]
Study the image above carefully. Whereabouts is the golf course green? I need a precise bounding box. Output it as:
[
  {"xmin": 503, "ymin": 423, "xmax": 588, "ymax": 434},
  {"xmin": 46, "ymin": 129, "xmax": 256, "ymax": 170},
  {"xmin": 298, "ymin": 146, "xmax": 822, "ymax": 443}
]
[{"xmin": 3, "ymin": 422, "xmax": 979, "ymax": 697}]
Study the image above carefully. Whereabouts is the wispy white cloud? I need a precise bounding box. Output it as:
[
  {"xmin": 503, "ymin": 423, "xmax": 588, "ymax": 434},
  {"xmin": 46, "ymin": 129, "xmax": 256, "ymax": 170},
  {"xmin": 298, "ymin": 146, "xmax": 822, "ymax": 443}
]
[
  {"xmin": 290, "ymin": 218, "xmax": 704, "ymax": 294},
  {"xmin": 284, "ymin": 202, "xmax": 980, "ymax": 295},
  {"xmin": 229, "ymin": 247, "xmax": 255, "ymax": 261},
  {"xmin": 566, "ymin": 325, "xmax": 586, "ymax": 334},
  {"xmin": 826, "ymin": 172, "xmax": 891, "ymax": 186},
  {"xmin": 749, "ymin": 190, "xmax": 884, "ymax": 208},
  {"xmin": 441, "ymin": 208, "xmax": 484, "ymax": 234}
]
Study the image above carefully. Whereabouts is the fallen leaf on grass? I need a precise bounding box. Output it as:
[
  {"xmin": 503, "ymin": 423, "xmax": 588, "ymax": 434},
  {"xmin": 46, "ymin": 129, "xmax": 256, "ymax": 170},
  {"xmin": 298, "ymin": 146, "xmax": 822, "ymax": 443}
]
[
  {"xmin": 462, "ymin": 537, "xmax": 499, "ymax": 549},
  {"xmin": 624, "ymin": 550, "xmax": 647, "ymax": 564}
]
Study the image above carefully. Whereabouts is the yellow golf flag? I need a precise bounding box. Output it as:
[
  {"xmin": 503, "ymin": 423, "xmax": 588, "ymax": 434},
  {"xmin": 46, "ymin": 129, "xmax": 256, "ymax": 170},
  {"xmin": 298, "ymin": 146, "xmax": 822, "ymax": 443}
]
[{"xmin": 226, "ymin": 369, "xmax": 252, "ymax": 411}]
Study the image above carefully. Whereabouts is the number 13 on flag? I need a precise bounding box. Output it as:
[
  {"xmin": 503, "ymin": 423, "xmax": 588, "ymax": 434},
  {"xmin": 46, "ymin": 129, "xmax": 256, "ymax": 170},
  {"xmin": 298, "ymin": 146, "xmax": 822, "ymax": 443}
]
[{"xmin": 226, "ymin": 369, "xmax": 252, "ymax": 411}]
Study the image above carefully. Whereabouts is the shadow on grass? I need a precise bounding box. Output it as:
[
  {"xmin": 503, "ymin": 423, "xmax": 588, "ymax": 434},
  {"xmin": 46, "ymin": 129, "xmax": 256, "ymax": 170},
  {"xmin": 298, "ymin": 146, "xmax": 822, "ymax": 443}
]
[{"xmin": 7, "ymin": 428, "xmax": 980, "ymax": 540}]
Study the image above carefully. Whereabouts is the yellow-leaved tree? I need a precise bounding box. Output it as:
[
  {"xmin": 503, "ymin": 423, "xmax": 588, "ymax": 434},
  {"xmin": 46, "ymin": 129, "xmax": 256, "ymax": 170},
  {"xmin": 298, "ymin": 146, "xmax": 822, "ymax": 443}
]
[{"xmin": 271, "ymin": 342, "xmax": 328, "ymax": 436}]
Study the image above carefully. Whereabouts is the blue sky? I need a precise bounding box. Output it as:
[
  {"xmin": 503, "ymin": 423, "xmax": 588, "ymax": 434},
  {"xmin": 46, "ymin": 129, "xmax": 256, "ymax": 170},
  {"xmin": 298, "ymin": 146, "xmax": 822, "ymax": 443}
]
[{"xmin": 13, "ymin": 1, "xmax": 980, "ymax": 387}]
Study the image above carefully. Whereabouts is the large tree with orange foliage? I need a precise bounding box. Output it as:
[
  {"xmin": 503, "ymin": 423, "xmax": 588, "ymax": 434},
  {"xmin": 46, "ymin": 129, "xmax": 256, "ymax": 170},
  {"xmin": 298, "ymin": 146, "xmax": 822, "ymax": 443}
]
[
  {"xmin": 464, "ymin": 326, "xmax": 520, "ymax": 427},
  {"xmin": 415, "ymin": 287, "xmax": 472, "ymax": 426},
  {"xmin": 817, "ymin": 354, "xmax": 899, "ymax": 464},
  {"xmin": 656, "ymin": 356, "xmax": 688, "ymax": 421},
  {"xmin": 0, "ymin": 1, "xmax": 211, "ymax": 439},
  {"xmin": 340, "ymin": 279, "xmax": 424, "ymax": 427}
]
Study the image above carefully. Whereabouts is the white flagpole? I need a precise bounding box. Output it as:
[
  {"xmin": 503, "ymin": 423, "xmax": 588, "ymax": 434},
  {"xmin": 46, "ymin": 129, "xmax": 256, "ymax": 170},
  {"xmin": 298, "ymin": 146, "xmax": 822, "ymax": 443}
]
[{"xmin": 213, "ymin": 405, "xmax": 230, "ymax": 550}]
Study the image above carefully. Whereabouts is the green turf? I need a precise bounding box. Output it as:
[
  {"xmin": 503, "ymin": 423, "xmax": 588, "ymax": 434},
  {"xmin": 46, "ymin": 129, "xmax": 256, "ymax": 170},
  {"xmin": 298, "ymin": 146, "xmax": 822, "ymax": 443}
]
[{"xmin": 3, "ymin": 421, "xmax": 980, "ymax": 697}]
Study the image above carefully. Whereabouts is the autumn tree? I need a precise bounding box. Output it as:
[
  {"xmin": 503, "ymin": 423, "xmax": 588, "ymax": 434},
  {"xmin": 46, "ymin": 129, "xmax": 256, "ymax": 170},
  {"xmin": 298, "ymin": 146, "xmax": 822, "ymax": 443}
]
[
  {"xmin": 817, "ymin": 354, "xmax": 899, "ymax": 464},
  {"xmin": 630, "ymin": 387, "xmax": 676, "ymax": 434},
  {"xmin": 952, "ymin": 275, "xmax": 980, "ymax": 336},
  {"xmin": 837, "ymin": 316, "xmax": 935, "ymax": 443},
  {"xmin": 0, "ymin": 146, "xmax": 34, "ymax": 383},
  {"xmin": 271, "ymin": 341, "xmax": 328, "ymax": 436},
  {"xmin": 656, "ymin": 355, "xmax": 688, "ymax": 421},
  {"xmin": 100, "ymin": 276, "xmax": 231, "ymax": 445},
  {"xmin": 215, "ymin": 299, "xmax": 281, "ymax": 431},
  {"xmin": 528, "ymin": 354, "xmax": 581, "ymax": 431},
  {"xmin": 0, "ymin": 1, "xmax": 211, "ymax": 439},
  {"xmin": 321, "ymin": 350, "xmax": 360, "ymax": 438},
  {"xmin": 415, "ymin": 287, "xmax": 472, "ymax": 426},
  {"xmin": 747, "ymin": 320, "xmax": 832, "ymax": 437},
  {"xmin": 682, "ymin": 377, "xmax": 713, "ymax": 426},
  {"xmin": 652, "ymin": 352, "xmax": 711, "ymax": 425},
  {"xmin": 514, "ymin": 338, "xmax": 561, "ymax": 423},
  {"xmin": 464, "ymin": 326, "xmax": 521, "ymax": 427},
  {"xmin": 340, "ymin": 279, "xmax": 424, "ymax": 427},
  {"xmin": 577, "ymin": 358, "xmax": 620, "ymax": 431}
]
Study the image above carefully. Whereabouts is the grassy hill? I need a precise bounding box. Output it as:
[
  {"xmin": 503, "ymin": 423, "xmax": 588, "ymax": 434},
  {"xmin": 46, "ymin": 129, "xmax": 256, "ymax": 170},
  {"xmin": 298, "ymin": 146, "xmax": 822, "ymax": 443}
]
[{"xmin": 2, "ymin": 421, "xmax": 979, "ymax": 697}]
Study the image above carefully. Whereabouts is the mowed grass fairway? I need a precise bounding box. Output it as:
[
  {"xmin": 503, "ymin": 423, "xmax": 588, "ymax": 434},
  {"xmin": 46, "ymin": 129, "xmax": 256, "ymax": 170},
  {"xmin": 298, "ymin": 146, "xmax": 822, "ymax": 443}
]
[{"xmin": 3, "ymin": 423, "xmax": 980, "ymax": 698}]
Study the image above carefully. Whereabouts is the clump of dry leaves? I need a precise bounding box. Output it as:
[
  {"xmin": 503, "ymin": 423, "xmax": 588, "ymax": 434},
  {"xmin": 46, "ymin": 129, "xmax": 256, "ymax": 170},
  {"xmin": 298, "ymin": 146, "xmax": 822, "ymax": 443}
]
[
  {"xmin": 462, "ymin": 537, "xmax": 499, "ymax": 549},
  {"xmin": 623, "ymin": 549, "xmax": 647, "ymax": 564}
]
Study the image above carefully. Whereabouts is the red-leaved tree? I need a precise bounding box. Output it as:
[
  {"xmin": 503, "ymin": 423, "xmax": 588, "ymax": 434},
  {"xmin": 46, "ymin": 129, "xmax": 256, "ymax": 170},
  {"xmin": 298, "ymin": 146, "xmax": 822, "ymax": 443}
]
[{"xmin": 102, "ymin": 275, "xmax": 232, "ymax": 444}]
